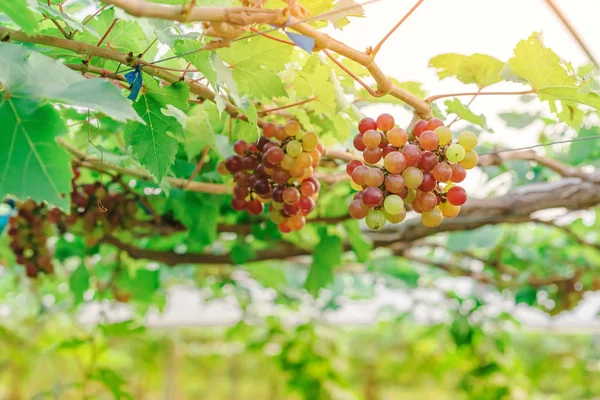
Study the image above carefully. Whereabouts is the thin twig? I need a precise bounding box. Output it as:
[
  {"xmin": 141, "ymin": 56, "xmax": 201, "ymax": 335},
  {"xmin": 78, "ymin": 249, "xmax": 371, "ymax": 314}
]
[
  {"xmin": 185, "ymin": 146, "xmax": 210, "ymax": 187},
  {"xmin": 249, "ymin": 27, "xmax": 295, "ymax": 46},
  {"xmin": 86, "ymin": 18, "xmax": 119, "ymax": 62},
  {"xmin": 140, "ymin": 37, "xmax": 158, "ymax": 57},
  {"xmin": 371, "ymin": 0, "xmax": 425, "ymax": 56},
  {"xmin": 544, "ymin": 0, "xmax": 599, "ymax": 68},
  {"xmin": 426, "ymin": 89, "xmax": 536, "ymax": 102},
  {"xmin": 257, "ymin": 96, "xmax": 318, "ymax": 115},
  {"xmin": 447, "ymin": 89, "xmax": 481, "ymax": 127},
  {"xmin": 323, "ymin": 49, "xmax": 381, "ymax": 97}
]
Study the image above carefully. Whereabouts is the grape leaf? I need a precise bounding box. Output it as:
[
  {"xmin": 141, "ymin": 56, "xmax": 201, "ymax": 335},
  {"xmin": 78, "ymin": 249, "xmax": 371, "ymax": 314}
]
[
  {"xmin": 79, "ymin": 8, "xmax": 149, "ymax": 54},
  {"xmin": 343, "ymin": 219, "xmax": 371, "ymax": 262},
  {"xmin": 0, "ymin": 99, "xmax": 73, "ymax": 209},
  {"xmin": 185, "ymin": 102, "xmax": 224, "ymax": 159},
  {"xmin": 37, "ymin": 4, "xmax": 98, "ymax": 37},
  {"xmin": 508, "ymin": 33, "xmax": 600, "ymax": 127},
  {"xmin": 0, "ymin": 43, "xmax": 142, "ymax": 123},
  {"xmin": 143, "ymin": 76, "xmax": 190, "ymax": 111},
  {"xmin": 569, "ymin": 126, "xmax": 600, "ymax": 165},
  {"xmin": 429, "ymin": 53, "xmax": 504, "ymax": 88},
  {"xmin": 293, "ymin": 55, "xmax": 336, "ymax": 115},
  {"xmin": 304, "ymin": 232, "xmax": 342, "ymax": 295},
  {"xmin": 69, "ymin": 265, "xmax": 90, "ymax": 304},
  {"xmin": 217, "ymin": 37, "xmax": 292, "ymax": 99},
  {"xmin": 0, "ymin": 0, "xmax": 39, "ymax": 33},
  {"xmin": 125, "ymin": 95, "xmax": 184, "ymax": 181},
  {"xmin": 165, "ymin": 190, "xmax": 220, "ymax": 246},
  {"xmin": 174, "ymin": 41, "xmax": 218, "ymax": 90},
  {"xmin": 499, "ymin": 112, "xmax": 538, "ymax": 129},
  {"xmin": 116, "ymin": 269, "xmax": 160, "ymax": 302},
  {"xmin": 444, "ymin": 98, "xmax": 492, "ymax": 132},
  {"xmin": 515, "ymin": 286, "xmax": 537, "ymax": 306}
]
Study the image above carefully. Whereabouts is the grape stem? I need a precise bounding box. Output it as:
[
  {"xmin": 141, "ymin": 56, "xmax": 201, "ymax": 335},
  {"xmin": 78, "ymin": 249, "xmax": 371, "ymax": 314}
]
[
  {"xmin": 323, "ymin": 49, "xmax": 381, "ymax": 98},
  {"xmin": 370, "ymin": 0, "xmax": 425, "ymax": 56},
  {"xmin": 425, "ymin": 89, "xmax": 535, "ymax": 102},
  {"xmin": 447, "ymin": 89, "xmax": 481, "ymax": 128},
  {"xmin": 185, "ymin": 146, "xmax": 211, "ymax": 188},
  {"xmin": 86, "ymin": 18, "xmax": 119, "ymax": 63},
  {"xmin": 257, "ymin": 96, "xmax": 319, "ymax": 116}
]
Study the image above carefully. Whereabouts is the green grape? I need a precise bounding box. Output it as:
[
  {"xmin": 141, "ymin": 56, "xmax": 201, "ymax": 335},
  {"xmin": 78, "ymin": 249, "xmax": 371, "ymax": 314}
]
[
  {"xmin": 460, "ymin": 149, "xmax": 478, "ymax": 169},
  {"xmin": 402, "ymin": 167, "xmax": 424, "ymax": 189},
  {"xmin": 286, "ymin": 140, "xmax": 303, "ymax": 157},
  {"xmin": 458, "ymin": 131, "xmax": 477, "ymax": 150},
  {"xmin": 405, "ymin": 189, "xmax": 417, "ymax": 204},
  {"xmin": 446, "ymin": 144, "xmax": 465, "ymax": 162},
  {"xmin": 366, "ymin": 209, "xmax": 386, "ymax": 230},
  {"xmin": 301, "ymin": 132, "xmax": 318, "ymax": 151},
  {"xmin": 421, "ymin": 207, "xmax": 443, "ymax": 227},
  {"xmin": 434, "ymin": 126, "xmax": 453, "ymax": 145},
  {"xmin": 383, "ymin": 194, "xmax": 404, "ymax": 215},
  {"xmin": 385, "ymin": 208, "xmax": 406, "ymax": 223}
]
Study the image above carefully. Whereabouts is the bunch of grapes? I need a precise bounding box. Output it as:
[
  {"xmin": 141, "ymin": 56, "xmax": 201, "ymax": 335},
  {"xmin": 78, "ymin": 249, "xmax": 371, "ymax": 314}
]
[
  {"xmin": 218, "ymin": 120, "xmax": 324, "ymax": 233},
  {"xmin": 7, "ymin": 199, "xmax": 60, "ymax": 278},
  {"xmin": 347, "ymin": 114, "xmax": 478, "ymax": 230},
  {"xmin": 66, "ymin": 180, "xmax": 139, "ymax": 246}
]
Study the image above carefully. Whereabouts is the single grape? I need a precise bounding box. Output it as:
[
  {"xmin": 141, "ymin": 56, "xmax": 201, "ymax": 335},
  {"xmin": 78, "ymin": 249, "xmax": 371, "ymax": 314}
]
[
  {"xmin": 301, "ymin": 180, "xmax": 317, "ymax": 196},
  {"xmin": 387, "ymin": 127, "xmax": 407, "ymax": 147},
  {"xmin": 241, "ymin": 155, "xmax": 259, "ymax": 171},
  {"xmin": 447, "ymin": 186, "xmax": 467, "ymax": 205},
  {"xmin": 272, "ymin": 186, "xmax": 284, "ymax": 203},
  {"xmin": 432, "ymin": 162, "xmax": 452, "ymax": 182},
  {"xmin": 309, "ymin": 150, "xmax": 321, "ymax": 167},
  {"xmin": 305, "ymin": 176, "xmax": 321, "ymax": 192},
  {"xmin": 402, "ymin": 167, "xmax": 424, "ymax": 189},
  {"xmin": 418, "ymin": 151, "xmax": 438, "ymax": 171},
  {"xmin": 383, "ymin": 151, "xmax": 407, "ymax": 174},
  {"xmin": 446, "ymin": 143, "xmax": 466, "ymax": 162},
  {"xmin": 362, "ymin": 186, "xmax": 384, "ymax": 207},
  {"xmin": 412, "ymin": 198, "xmax": 424, "ymax": 212},
  {"xmin": 265, "ymin": 147, "xmax": 284, "ymax": 165},
  {"xmin": 401, "ymin": 144, "xmax": 422, "ymax": 166},
  {"xmin": 263, "ymin": 142, "xmax": 278, "ymax": 153},
  {"xmin": 286, "ymin": 140, "xmax": 303, "ymax": 157},
  {"xmin": 233, "ymin": 140, "xmax": 249, "ymax": 156},
  {"xmin": 288, "ymin": 215, "xmax": 306, "ymax": 230},
  {"xmin": 349, "ymin": 199, "xmax": 369, "ymax": 219},
  {"xmin": 234, "ymin": 171, "xmax": 250, "ymax": 186},
  {"xmin": 278, "ymin": 223, "xmax": 292, "ymax": 233},
  {"xmin": 460, "ymin": 149, "xmax": 478, "ymax": 169},
  {"xmin": 299, "ymin": 196, "xmax": 316, "ymax": 215},
  {"xmin": 255, "ymin": 164, "xmax": 268, "ymax": 178},
  {"xmin": 421, "ymin": 207, "xmax": 443, "ymax": 227},
  {"xmin": 419, "ymin": 172, "xmax": 436, "ymax": 192},
  {"xmin": 418, "ymin": 130, "xmax": 440, "ymax": 151},
  {"xmin": 434, "ymin": 126, "xmax": 453, "ymax": 145},
  {"xmin": 253, "ymin": 179, "xmax": 272, "ymax": 196},
  {"xmin": 281, "ymin": 154, "xmax": 295, "ymax": 170},
  {"xmin": 450, "ymin": 163, "xmax": 466, "ymax": 183},
  {"xmin": 358, "ymin": 117, "xmax": 377, "ymax": 134},
  {"xmin": 225, "ymin": 155, "xmax": 242, "ymax": 173},
  {"xmin": 415, "ymin": 191, "xmax": 437, "ymax": 211},
  {"xmin": 353, "ymin": 134, "xmax": 367, "ymax": 151},
  {"xmin": 248, "ymin": 143, "xmax": 259, "ymax": 153},
  {"xmin": 405, "ymin": 189, "xmax": 417, "ymax": 204},
  {"xmin": 363, "ymin": 167, "xmax": 384, "ymax": 187},
  {"xmin": 217, "ymin": 162, "xmax": 229, "ymax": 176},
  {"xmin": 283, "ymin": 202, "xmax": 300, "ymax": 216},
  {"xmin": 366, "ymin": 209, "xmax": 386, "ymax": 230},
  {"xmin": 247, "ymin": 199, "xmax": 264, "ymax": 215},
  {"xmin": 363, "ymin": 147, "xmax": 383, "ymax": 164},
  {"xmin": 289, "ymin": 165, "xmax": 306, "ymax": 178},
  {"xmin": 383, "ymin": 194, "xmax": 404, "ymax": 215},
  {"xmin": 384, "ymin": 174, "xmax": 405, "ymax": 194},
  {"xmin": 458, "ymin": 131, "xmax": 478, "ymax": 150},
  {"xmin": 412, "ymin": 120, "xmax": 428, "ymax": 138},
  {"xmin": 296, "ymin": 152, "xmax": 313, "ymax": 169},
  {"xmin": 283, "ymin": 187, "xmax": 301, "ymax": 205},
  {"xmin": 275, "ymin": 126, "xmax": 286, "ymax": 141},
  {"xmin": 362, "ymin": 130, "xmax": 382, "ymax": 149},
  {"xmin": 257, "ymin": 137, "xmax": 270, "ymax": 151},
  {"xmin": 426, "ymin": 118, "xmax": 444, "ymax": 131},
  {"xmin": 272, "ymin": 167, "xmax": 290, "ymax": 185},
  {"xmin": 262, "ymin": 122, "xmax": 277, "ymax": 138},
  {"xmin": 352, "ymin": 165, "xmax": 369, "ymax": 186},
  {"xmin": 284, "ymin": 120, "xmax": 301, "ymax": 137},
  {"xmin": 439, "ymin": 201, "xmax": 460, "ymax": 218},
  {"xmin": 385, "ymin": 208, "xmax": 406, "ymax": 223},
  {"xmin": 382, "ymin": 145, "xmax": 396, "ymax": 158},
  {"xmin": 301, "ymin": 132, "xmax": 318, "ymax": 151},
  {"xmin": 376, "ymin": 113, "xmax": 395, "ymax": 131}
]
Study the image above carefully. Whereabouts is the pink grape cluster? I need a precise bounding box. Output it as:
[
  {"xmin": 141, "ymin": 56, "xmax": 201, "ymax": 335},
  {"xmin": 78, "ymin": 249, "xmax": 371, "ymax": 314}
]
[
  {"xmin": 218, "ymin": 121, "xmax": 324, "ymax": 233},
  {"xmin": 347, "ymin": 114, "xmax": 478, "ymax": 230}
]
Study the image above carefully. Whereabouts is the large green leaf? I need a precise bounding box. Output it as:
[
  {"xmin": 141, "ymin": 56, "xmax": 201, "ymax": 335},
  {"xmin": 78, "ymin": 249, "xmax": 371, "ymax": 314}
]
[
  {"xmin": 185, "ymin": 102, "xmax": 223, "ymax": 159},
  {"xmin": 125, "ymin": 95, "xmax": 185, "ymax": 181},
  {"xmin": 444, "ymin": 98, "xmax": 492, "ymax": 132},
  {"xmin": 429, "ymin": 53, "xmax": 504, "ymax": 88},
  {"xmin": 37, "ymin": 4, "xmax": 98, "ymax": 37},
  {"xmin": 304, "ymin": 232, "xmax": 342, "ymax": 295},
  {"xmin": 79, "ymin": 8, "xmax": 149, "ymax": 54},
  {"xmin": 0, "ymin": 43, "xmax": 141, "ymax": 123},
  {"xmin": 343, "ymin": 219, "xmax": 371, "ymax": 263},
  {"xmin": 0, "ymin": 0, "xmax": 39, "ymax": 33},
  {"xmin": 218, "ymin": 37, "xmax": 292, "ymax": 99},
  {"xmin": 292, "ymin": 55, "xmax": 336, "ymax": 116},
  {"xmin": 69, "ymin": 265, "xmax": 90, "ymax": 304},
  {"xmin": 0, "ymin": 99, "xmax": 73, "ymax": 209},
  {"xmin": 165, "ymin": 190, "xmax": 220, "ymax": 246},
  {"xmin": 174, "ymin": 40, "xmax": 218, "ymax": 90}
]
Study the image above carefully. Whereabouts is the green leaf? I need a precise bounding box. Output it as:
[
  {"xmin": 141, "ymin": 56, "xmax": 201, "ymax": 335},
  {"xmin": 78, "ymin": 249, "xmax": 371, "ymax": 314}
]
[
  {"xmin": 293, "ymin": 55, "xmax": 336, "ymax": 116},
  {"xmin": 515, "ymin": 286, "xmax": 537, "ymax": 306},
  {"xmin": 499, "ymin": 112, "xmax": 538, "ymax": 129},
  {"xmin": 117, "ymin": 269, "xmax": 160, "ymax": 302},
  {"xmin": 444, "ymin": 98, "xmax": 492, "ymax": 132},
  {"xmin": 0, "ymin": 99, "xmax": 73, "ymax": 209},
  {"xmin": 69, "ymin": 265, "xmax": 90, "ymax": 304},
  {"xmin": 343, "ymin": 219, "xmax": 371, "ymax": 262},
  {"xmin": 125, "ymin": 95, "xmax": 185, "ymax": 181},
  {"xmin": 231, "ymin": 242, "xmax": 256, "ymax": 265},
  {"xmin": 143, "ymin": 76, "xmax": 190, "ymax": 111},
  {"xmin": 508, "ymin": 32, "xmax": 600, "ymax": 127},
  {"xmin": 79, "ymin": 8, "xmax": 149, "ymax": 54},
  {"xmin": 89, "ymin": 368, "xmax": 133, "ymax": 400},
  {"xmin": 37, "ymin": 4, "xmax": 98, "ymax": 37},
  {"xmin": 429, "ymin": 53, "xmax": 504, "ymax": 88},
  {"xmin": 304, "ymin": 232, "xmax": 342, "ymax": 295},
  {"xmin": 0, "ymin": 43, "xmax": 141, "ymax": 123},
  {"xmin": 165, "ymin": 190, "xmax": 220, "ymax": 246},
  {"xmin": 218, "ymin": 37, "xmax": 292, "ymax": 99},
  {"xmin": 185, "ymin": 102, "xmax": 224, "ymax": 159},
  {"xmin": 174, "ymin": 41, "xmax": 218, "ymax": 90},
  {"xmin": 0, "ymin": 0, "xmax": 39, "ymax": 33},
  {"xmin": 447, "ymin": 226, "xmax": 504, "ymax": 251},
  {"xmin": 569, "ymin": 126, "xmax": 600, "ymax": 165},
  {"xmin": 369, "ymin": 258, "xmax": 419, "ymax": 288}
]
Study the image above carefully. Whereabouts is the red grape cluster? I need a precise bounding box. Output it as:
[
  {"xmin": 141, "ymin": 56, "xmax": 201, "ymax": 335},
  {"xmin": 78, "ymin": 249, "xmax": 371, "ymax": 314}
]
[
  {"xmin": 7, "ymin": 199, "xmax": 60, "ymax": 278},
  {"xmin": 347, "ymin": 114, "xmax": 478, "ymax": 230},
  {"xmin": 218, "ymin": 121, "xmax": 324, "ymax": 233}
]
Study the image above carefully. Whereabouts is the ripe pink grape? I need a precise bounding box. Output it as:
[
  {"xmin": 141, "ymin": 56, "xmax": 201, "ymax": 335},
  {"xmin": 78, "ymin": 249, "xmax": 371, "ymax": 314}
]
[
  {"xmin": 412, "ymin": 120, "xmax": 428, "ymax": 138},
  {"xmin": 349, "ymin": 199, "xmax": 369, "ymax": 219},
  {"xmin": 301, "ymin": 180, "xmax": 316, "ymax": 196},
  {"xmin": 419, "ymin": 172, "xmax": 436, "ymax": 192},
  {"xmin": 415, "ymin": 191, "xmax": 437, "ymax": 211},
  {"xmin": 384, "ymin": 151, "xmax": 407, "ymax": 174},
  {"xmin": 233, "ymin": 140, "xmax": 249, "ymax": 156},
  {"xmin": 247, "ymin": 199, "xmax": 264, "ymax": 215},
  {"xmin": 418, "ymin": 130, "xmax": 439, "ymax": 151},
  {"xmin": 401, "ymin": 144, "xmax": 422, "ymax": 166},
  {"xmin": 288, "ymin": 215, "xmax": 306, "ymax": 231},
  {"xmin": 358, "ymin": 117, "xmax": 377, "ymax": 134},
  {"xmin": 299, "ymin": 196, "xmax": 316, "ymax": 214},
  {"xmin": 231, "ymin": 198, "xmax": 247, "ymax": 211},
  {"xmin": 426, "ymin": 118, "xmax": 444, "ymax": 131},
  {"xmin": 447, "ymin": 186, "xmax": 467, "ymax": 206},
  {"xmin": 262, "ymin": 123, "xmax": 276, "ymax": 138},
  {"xmin": 402, "ymin": 166, "xmax": 424, "ymax": 189},
  {"xmin": 418, "ymin": 151, "xmax": 438, "ymax": 171},
  {"xmin": 362, "ymin": 186, "xmax": 384, "ymax": 207},
  {"xmin": 387, "ymin": 127, "xmax": 407, "ymax": 147},
  {"xmin": 385, "ymin": 174, "xmax": 405, "ymax": 194},
  {"xmin": 225, "ymin": 155, "xmax": 242, "ymax": 173},
  {"xmin": 363, "ymin": 147, "xmax": 383, "ymax": 164},
  {"xmin": 382, "ymin": 145, "xmax": 396, "ymax": 158},
  {"xmin": 353, "ymin": 134, "xmax": 366, "ymax": 151},
  {"xmin": 362, "ymin": 130, "xmax": 382, "ymax": 149},
  {"xmin": 264, "ymin": 147, "xmax": 284, "ymax": 165},
  {"xmin": 282, "ymin": 187, "xmax": 301, "ymax": 205},
  {"xmin": 450, "ymin": 163, "xmax": 466, "ymax": 183},
  {"xmin": 346, "ymin": 159, "xmax": 363, "ymax": 176},
  {"xmin": 364, "ymin": 167, "xmax": 385, "ymax": 187},
  {"xmin": 377, "ymin": 113, "xmax": 395, "ymax": 131},
  {"xmin": 352, "ymin": 165, "xmax": 369, "ymax": 186}
]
